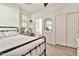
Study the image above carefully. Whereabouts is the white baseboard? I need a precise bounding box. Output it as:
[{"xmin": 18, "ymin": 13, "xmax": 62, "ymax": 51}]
[{"xmin": 47, "ymin": 42, "xmax": 55, "ymax": 45}]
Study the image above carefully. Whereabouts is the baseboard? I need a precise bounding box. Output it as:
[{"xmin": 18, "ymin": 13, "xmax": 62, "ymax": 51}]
[
  {"xmin": 47, "ymin": 42, "xmax": 77, "ymax": 49},
  {"xmin": 56, "ymin": 44, "xmax": 77, "ymax": 49},
  {"xmin": 47, "ymin": 42, "xmax": 55, "ymax": 45}
]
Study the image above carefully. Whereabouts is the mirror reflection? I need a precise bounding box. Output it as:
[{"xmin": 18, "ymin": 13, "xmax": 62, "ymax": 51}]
[{"xmin": 44, "ymin": 18, "xmax": 53, "ymax": 33}]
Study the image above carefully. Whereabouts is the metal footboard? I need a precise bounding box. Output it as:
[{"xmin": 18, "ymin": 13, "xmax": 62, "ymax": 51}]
[{"xmin": 0, "ymin": 36, "xmax": 46, "ymax": 56}]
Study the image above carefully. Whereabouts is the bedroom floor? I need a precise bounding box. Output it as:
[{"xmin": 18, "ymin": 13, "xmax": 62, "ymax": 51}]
[{"xmin": 46, "ymin": 43, "xmax": 77, "ymax": 56}]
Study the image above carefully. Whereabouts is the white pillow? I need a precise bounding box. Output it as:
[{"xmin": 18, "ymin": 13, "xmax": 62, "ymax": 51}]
[
  {"xmin": 11, "ymin": 31, "xmax": 19, "ymax": 36},
  {"xmin": 4, "ymin": 31, "xmax": 19, "ymax": 37},
  {"xmin": 0, "ymin": 32, "xmax": 5, "ymax": 39}
]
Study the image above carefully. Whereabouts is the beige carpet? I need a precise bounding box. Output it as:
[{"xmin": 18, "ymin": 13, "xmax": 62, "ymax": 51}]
[{"xmin": 46, "ymin": 43, "xmax": 77, "ymax": 56}]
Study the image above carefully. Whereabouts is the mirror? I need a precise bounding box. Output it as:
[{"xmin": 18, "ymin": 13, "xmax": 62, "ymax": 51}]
[{"xmin": 44, "ymin": 18, "xmax": 53, "ymax": 33}]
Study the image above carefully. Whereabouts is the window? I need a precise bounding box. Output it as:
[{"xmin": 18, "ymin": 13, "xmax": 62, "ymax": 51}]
[{"xmin": 21, "ymin": 15, "xmax": 29, "ymax": 28}]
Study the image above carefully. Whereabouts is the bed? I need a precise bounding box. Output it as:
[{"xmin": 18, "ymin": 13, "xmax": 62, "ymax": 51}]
[{"xmin": 0, "ymin": 26, "xmax": 46, "ymax": 56}]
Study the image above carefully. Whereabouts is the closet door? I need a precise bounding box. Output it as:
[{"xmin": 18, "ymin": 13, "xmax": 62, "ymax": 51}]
[
  {"xmin": 56, "ymin": 15, "xmax": 66, "ymax": 46},
  {"xmin": 67, "ymin": 13, "xmax": 79, "ymax": 48}
]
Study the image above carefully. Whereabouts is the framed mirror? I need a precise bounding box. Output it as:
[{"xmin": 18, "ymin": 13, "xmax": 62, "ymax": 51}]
[{"xmin": 44, "ymin": 18, "xmax": 53, "ymax": 33}]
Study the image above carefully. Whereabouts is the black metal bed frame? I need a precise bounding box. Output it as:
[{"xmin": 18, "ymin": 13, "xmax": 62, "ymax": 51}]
[{"xmin": 0, "ymin": 26, "xmax": 46, "ymax": 56}]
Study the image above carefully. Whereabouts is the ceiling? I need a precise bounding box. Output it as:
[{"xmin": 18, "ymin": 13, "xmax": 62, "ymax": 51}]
[
  {"xmin": 2, "ymin": 3, "xmax": 69, "ymax": 14},
  {"xmin": 17, "ymin": 3, "xmax": 68, "ymax": 14},
  {"xmin": 17, "ymin": 3, "xmax": 53, "ymax": 13}
]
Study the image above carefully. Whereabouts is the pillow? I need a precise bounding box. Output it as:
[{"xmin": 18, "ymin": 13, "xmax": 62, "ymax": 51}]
[
  {"xmin": 0, "ymin": 32, "xmax": 5, "ymax": 39},
  {"xmin": 11, "ymin": 31, "xmax": 19, "ymax": 36},
  {"xmin": 4, "ymin": 31, "xmax": 19, "ymax": 37}
]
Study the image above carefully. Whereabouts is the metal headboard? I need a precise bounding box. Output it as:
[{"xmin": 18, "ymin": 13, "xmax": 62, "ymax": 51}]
[{"xmin": 0, "ymin": 26, "xmax": 18, "ymax": 32}]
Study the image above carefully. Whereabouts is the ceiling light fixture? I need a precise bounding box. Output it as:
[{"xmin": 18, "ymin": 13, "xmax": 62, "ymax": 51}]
[{"xmin": 44, "ymin": 3, "xmax": 48, "ymax": 7}]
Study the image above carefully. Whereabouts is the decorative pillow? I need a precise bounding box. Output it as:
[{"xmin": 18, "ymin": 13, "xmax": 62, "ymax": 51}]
[
  {"xmin": 0, "ymin": 32, "xmax": 5, "ymax": 39},
  {"xmin": 4, "ymin": 31, "xmax": 19, "ymax": 37}
]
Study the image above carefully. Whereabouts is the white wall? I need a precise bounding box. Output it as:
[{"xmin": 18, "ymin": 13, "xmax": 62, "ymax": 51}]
[
  {"xmin": 42, "ymin": 16, "xmax": 56, "ymax": 44},
  {"xmin": 31, "ymin": 4, "xmax": 79, "ymax": 44},
  {"xmin": 0, "ymin": 4, "xmax": 20, "ymax": 27},
  {"xmin": 55, "ymin": 15, "xmax": 66, "ymax": 46},
  {"xmin": 0, "ymin": 4, "xmax": 31, "ymax": 31}
]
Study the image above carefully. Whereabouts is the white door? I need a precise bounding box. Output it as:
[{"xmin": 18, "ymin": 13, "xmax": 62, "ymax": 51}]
[
  {"xmin": 67, "ymin": 13, "xmax": 79, "ymax": 48},
  {"xmin": 36, "ymin": 18, "xmax": 42, "ymax": 37},
  {"xmin": 56, "ymin": 15, "xmax": 66, "ymax": 46}
]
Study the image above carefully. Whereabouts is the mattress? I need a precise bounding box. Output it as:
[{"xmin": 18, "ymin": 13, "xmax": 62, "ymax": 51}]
[{"xmin": 0, "ymin": 35, "xmax": 45, "ymax": 56}]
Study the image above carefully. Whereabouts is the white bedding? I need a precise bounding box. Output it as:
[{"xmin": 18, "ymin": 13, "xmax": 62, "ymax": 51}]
[{"xmin": 0, "ymin": 35, "xmax": 45, "ymax": 56}]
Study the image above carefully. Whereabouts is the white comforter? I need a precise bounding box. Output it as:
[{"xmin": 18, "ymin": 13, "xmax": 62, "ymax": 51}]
[{"xmin": 0, "ymin": 35, "xmax": 45, "ymax": 56}]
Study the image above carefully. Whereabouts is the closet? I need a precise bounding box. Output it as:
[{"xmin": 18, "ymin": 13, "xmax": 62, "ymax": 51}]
[
  {"xmin": 56, "ymin": 12, "xmax": 79, "ymax": 48},
  {"xmin": 67, "ymin": 13, "xmax": 79, "ymax": 48}
]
